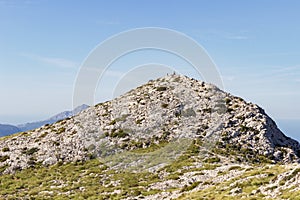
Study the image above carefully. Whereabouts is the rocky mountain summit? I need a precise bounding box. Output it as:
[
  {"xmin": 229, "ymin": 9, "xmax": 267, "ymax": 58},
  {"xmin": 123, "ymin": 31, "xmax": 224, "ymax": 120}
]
[{"xmin": 1, "ymin": 74, "xmax": 300, "ymax": 199}]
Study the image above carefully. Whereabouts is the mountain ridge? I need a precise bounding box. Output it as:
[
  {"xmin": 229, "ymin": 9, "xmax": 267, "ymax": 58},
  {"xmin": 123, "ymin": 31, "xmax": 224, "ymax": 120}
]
[
  {"xmin": 0, "ymin": 104, "xmax": 89, "ymax": 136},
  {"xmin": 16, "ymin": 104, "xmax": 89, "ymax": 132},
  {"xmin": 0, "ymin": 124, "xmax": 21, "ymax": 137},
  {"xmin": 0, "ymin": 74, "xmax": 300, "ymax": 199}
]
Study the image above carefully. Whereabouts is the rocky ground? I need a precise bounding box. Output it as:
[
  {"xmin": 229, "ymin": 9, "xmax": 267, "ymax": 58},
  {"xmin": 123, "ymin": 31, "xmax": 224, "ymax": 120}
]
[{"xmin": 0, "ymin": 74, "xmax": 300, "ymax": 199}]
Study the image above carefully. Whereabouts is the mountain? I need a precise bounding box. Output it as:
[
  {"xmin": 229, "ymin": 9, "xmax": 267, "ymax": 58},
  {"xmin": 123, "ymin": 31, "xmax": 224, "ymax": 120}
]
[
  {"xmin": 17, "ymin": 104, "xmax": 89, "ymax": 132},
  {"xmin": 0, "ymin": 105, "xmax": 89, "ymax": 137},
  {"xmin": 0, "ymin": 124, "xmax": 21, "ymax": 137},
  {"xmin": 0, "ymin": 75, "xmax": 300, "ymax": 199},
  {"xmin": 0, "ymin": 104, "xmax": 89, "ymax": 138}
]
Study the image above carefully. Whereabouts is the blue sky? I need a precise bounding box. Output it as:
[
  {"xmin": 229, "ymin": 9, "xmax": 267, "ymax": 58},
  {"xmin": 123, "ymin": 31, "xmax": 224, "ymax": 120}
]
[{"xmin": 0, "ymin": 0, "xmax": 300, "ymax": 127}]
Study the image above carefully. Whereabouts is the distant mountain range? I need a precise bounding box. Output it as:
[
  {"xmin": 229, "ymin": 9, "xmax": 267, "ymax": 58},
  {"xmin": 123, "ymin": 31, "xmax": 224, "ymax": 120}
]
[
  {"xmin": 0, "ymin": 124, "xmax": 21, "ymax": 137},
  {"xmin": 0, "ymin": 104, "xmax": 89, "ymax": 137}
]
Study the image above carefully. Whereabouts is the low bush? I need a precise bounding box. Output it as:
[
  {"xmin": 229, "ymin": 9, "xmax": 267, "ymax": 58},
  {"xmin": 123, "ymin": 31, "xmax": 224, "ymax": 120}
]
[
  {"xmin": 110, "ymin": 129, "xmax": 129, "ymax": 138},
  {"xmin": 2, "ymin": 147, "xmax": 10, "ymax": 152},
  {"xmin": 0, "ymin": 155, "xmax": 9, "ymax": 162},
  {"xmin": 22, "ymin": 147, "xmax": 39, "ymax": 156},
  {"xmin": 156, "ymin": 86, "xmax": 167, "ymax": 91}
]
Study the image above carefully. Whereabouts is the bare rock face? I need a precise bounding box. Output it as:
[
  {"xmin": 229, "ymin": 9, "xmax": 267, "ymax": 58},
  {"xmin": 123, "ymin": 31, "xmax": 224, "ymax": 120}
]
[{"xmin": 0, "ymin": 74, "xmax": 299, "ymax": 174}]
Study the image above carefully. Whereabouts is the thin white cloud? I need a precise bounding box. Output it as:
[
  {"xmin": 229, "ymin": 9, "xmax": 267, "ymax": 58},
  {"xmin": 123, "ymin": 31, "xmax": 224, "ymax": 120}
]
[
  {"xmin": 22, "ymin": 53, "xmax": 79, "ymax": 69},
  {"xmin": 226, "ymin": 35, "xmax": 249, "ymax": 40},
  {"xmin": 0, "ymin": 0, "xmax": 40, "ymax": 7},
  {"xmin": 105, "ymin": 70, "xmax": 124, "ymax": 78},
  {"xmin": 82, "ymin": 67, "xmax": 124, "ymax": 78},
  {"xmin": 270, "ymin": 65, "xmax": 300, "ymax": 73},
  {"xmin": 251, "ymin": 91, "xmax": 300, "ymax": 96},
  {"xmin": 193, "ymin": 29, "xmax": 250, "ymax": 41},
  {"xmin": 96, "ymin": 19, "xmax": 120, "ymax": 25},
  {"xmin": 253, "ymin": 52, "xmax": 300, "ymax": 58},
  {"xmin": 221, "ymin": 75, "xmax": 235, "ymax": 81},
  {"xmin": 232, "ymin": 65, "xmax": 300, "ymax": 80}
]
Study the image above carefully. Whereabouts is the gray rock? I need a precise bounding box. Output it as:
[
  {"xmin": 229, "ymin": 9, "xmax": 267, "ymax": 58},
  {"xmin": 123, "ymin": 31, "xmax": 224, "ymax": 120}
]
[{"xmin": 0, "ymin": 74, "xmax": 299, "ymax": 174}]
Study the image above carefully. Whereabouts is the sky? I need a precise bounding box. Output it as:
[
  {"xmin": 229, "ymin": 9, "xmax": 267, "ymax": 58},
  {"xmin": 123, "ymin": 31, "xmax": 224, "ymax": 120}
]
[{"xmin": 0, "ymin": 0, "xmax": 300, "ymax": 136}]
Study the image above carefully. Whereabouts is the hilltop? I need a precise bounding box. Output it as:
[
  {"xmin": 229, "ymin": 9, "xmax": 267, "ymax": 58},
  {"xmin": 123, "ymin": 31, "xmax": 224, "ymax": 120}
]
[{"xmin": 0, "ymin": 74, "xmax": 300, "ymax": 199}]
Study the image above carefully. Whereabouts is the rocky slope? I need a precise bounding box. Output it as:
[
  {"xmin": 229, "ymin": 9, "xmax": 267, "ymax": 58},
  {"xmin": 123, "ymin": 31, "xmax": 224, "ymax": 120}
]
[{"xmin": 0, "ymin": 74, "xmax": 300, "ymax": 199}]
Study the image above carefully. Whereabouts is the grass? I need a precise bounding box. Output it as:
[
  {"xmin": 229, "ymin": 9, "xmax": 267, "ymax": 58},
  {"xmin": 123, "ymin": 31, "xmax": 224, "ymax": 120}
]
[
  {"xmin": 0, "ymin": 131, "xmax": 29, "ymax": 141},
  {"xmin": 180, "ymin": 181, "xmax": 201, "ymax": 192},
  {"xmin": 204, "ymin": 157, "xmax": 220, "ymax": 163},
  {"xmin": 0, "ymin": 164, "xmax": 8, "ymax": 174},
  {"xmin": 0, "ymin": 149, "xmax": 298, "ymax": 199},
  {"xmin": 228, "ymin": 166, "xmax": 242, "ymax": 171},
  {"xmin": 0, "ymin": 155, "xmax": 9, "ymax": 162},
  {"xmin": 177, "ymin": 164, "xmax": 288, "ymax": 200},
  {"xmin": 0, "ymin": 134, "xmax": 298, "ymax": 199},
  {"xmin": 110, "ymin": 129, "xmax": 129, "ymax": 138},
  {"xmin": 0, "ymin": 159, "xmax": 163, "ymax": 199}
]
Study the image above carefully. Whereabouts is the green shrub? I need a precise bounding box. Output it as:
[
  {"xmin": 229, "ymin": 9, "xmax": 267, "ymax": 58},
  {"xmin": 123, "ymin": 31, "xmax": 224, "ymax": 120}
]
[
  {"xmin": 39, "ymin": 132, "xmax": 48, "ymax": 138},
  {"xmin": 168, "ymin": 173, "xmax": 181, "ymax": 180},
  {"xmin": 225, "ymin": 98, "xmax": 231, "ymax": 104},
  {"xmin": 136, "ymin": 118, "xmax": 144, "ymax": 124},
  {"xmin": 57, "ymin": 127, "xmax": 66, "ymax": 134},
  {"xmin": 109, "ymin": 119, "xmax": 116, "ymax": 125},
  {"xmin": 240, "ymin": 125, "xmax": 249, "ymax": 132},
  {"xmin": 227, "ymin": 108, "xmax": 234, "ymax": 113},
  {"xmin": 283, "ymin": 168, "xmax": 300, "ymax": 181},
  {"xmin": 27, "ymin": 160, "xmax": 36, "ymax": 166},
  {"xmin": 0, "ymin": 164, "xmax": 8, "ymax": 173},
  {"xmin": 2, "ymin": 147, "xmax": 10, "ymax": 152},
  {"xmin": 181, "ymin": 182, "xmax": 200, "ymax": 192},
  {"xmin": 53, "ymin": 141, "xmax": 60, "ymax": 146},
  {"xmin": 228, "ymin": 166, "xmax": 242, "ymax": 171},
  {"xmin": 202, "ymin": 124, "xmax": 209, "ymax": 130},
  {"xmin": 234, "ymin": 104, "xmax": 239, "ymax": 108},
  {"xmin": 161, "ymin": 103, "xmax": 168, "ymax": 108},
  {"xmin": 156, "ymin": 86, "xmax": 167, "ymax": 91},
  {"xmin": 110, "ymin": 129, "xmax": 129, "ymax": 138},
  {"xmin": 0, "ymin": 155, "xmax": 9, "ymax": 162},
  {"xmin": 22, "ymin": 147, "xmax": 39, "ymax": 155},
  {"xmin": 204, "ymin": 157, "xmax": 220, "ymax": 163}
]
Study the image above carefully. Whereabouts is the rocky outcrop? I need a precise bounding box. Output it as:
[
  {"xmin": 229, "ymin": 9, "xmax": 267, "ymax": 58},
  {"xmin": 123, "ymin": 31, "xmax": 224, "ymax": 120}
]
[{"xmin": 0, "ymin": 75, "xmax": 299, "ymax": 175}]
